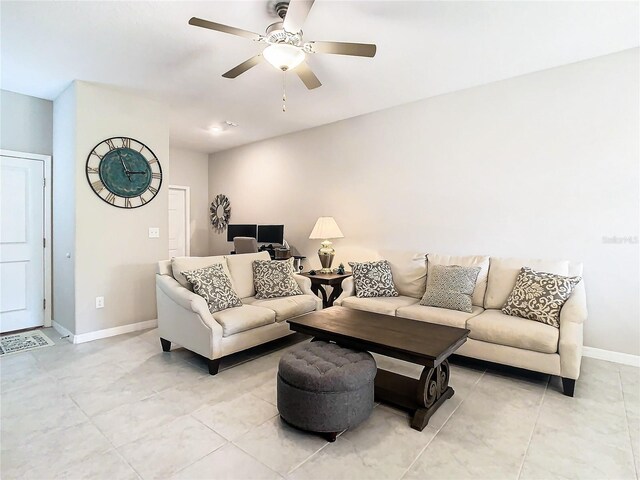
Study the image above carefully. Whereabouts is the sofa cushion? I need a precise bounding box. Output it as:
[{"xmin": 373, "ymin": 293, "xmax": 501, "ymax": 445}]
[
  {"xmin": 182, "ymin": 264, "xmax": 242, "ymax": 313},
  {"xmin": 212, "ymin": 304, "xmax": 276, "ymax": 337},
  {"xmin": 484, "ymin": 258, "xmax": 570, "ymax": 310},
  {"xmin": 420, "ymin": 265, "xmax": 481, "ymax": 313},
  {"xmin": 427, "ymin": 254, "xmax": 490, "ymax": 307},
  {"xmin": 502, "ymin": 267, "xmax": 582, "ymax": 328},
  {"xmin": 396, "ymin": 305, "xmax": 483, "ymax": 329},
  {"xmin": 242, "ymin": 294, "xmax": 318, "ymax": 322},
  {"xmin": 349, "ymin": 260, "xmax": 399, "ymax": 298},
  {"xmin": 253, "ymin": 259, "xmax": 303, "ymax": 299},
  {"xmin": 341, "ymin": 295, "xmax": 418, "ymax": 316},
  {"xmin": 380, "ymin": 251, "xmax": 427, "ymax": 299},
  {"xmin": 225, "ymin": 251, "xmax": 271, "ymax": 298},
  {"xmin": 466, "ymin": 309, "xmax": 559, "ymax": 354},
  {"xmin": 171, "ymin": 255, "xmax": 230, "ymax": 291}
]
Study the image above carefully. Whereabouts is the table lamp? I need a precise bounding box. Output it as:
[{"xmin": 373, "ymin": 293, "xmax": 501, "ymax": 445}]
[{"xmin": 309, "ymin": 217, "xmax": 344, "ymax": 273}]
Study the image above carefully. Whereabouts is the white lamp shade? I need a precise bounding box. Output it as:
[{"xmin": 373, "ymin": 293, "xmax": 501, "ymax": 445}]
[
  {"xmin": 263, "ymin": 44, "xmax": 305, "ymax": 71},
  {"xmin": 309, "ymin": 217, "xmax": 344, "ymax": 239}
]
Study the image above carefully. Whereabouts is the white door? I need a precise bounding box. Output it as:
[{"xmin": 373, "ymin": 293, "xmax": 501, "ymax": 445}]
[
  {"xmin": 168, "ymin": 186, "xmax": 189, "ymax": 258},
  {"xmin": 0, "ymin": 156, "xmax": 45, "ymax": 333}
]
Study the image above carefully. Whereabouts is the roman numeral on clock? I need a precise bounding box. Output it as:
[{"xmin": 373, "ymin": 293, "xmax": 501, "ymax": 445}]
[
  {"xmin": 104, "ymin": 192, "xmax": 116, "ymax": 205},
  {"xmin": 92, "ymin": 180, "xmax": 105, "ymax": 193},
  {"xmin": 120, "ymin": 137, "xmax": 131, "ymax": 148},
  {"xmin": 124, "ymin": 198, "xmax": 132, "ymax": 208},
  {"xmin": 151, "ymin": 173, "xmax": 161, "ymax": 180},
  {"xmin": 105, "ymin": 139, "xmax": 117, "ymax": 151},
  {"xmin": 91, "ymin": 151, "xmax": 103, "ymax": 160},
  {"xmin": 139, "ymin": 195, "xmax": 148, "ymax": 205},
  {"xmin": 148, "ymin": 185, "xmax": 158, "ymax": 195},
  {"xmin": 87, "ymin": 166, "xmax": 99, "ymax": 174}
]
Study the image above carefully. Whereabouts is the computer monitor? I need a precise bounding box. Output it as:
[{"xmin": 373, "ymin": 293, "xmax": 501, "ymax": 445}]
[
  {"xmin": 227, "ymin": 224, "xmax": 257, "ymax": 242},
  {"xmin": 257, "ymin": 225, "xmax": 284, "ymax": 245}
]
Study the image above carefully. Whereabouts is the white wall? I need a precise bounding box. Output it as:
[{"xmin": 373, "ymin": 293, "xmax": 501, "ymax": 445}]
[
  {"xmin": 53, "ymin": 81, "xmax": 169, "ymax": 335},
  {"xmin": 209, "ymin": 49, "xmax": 639, "ymax": 356},
  {"xmin": 1, "ymin": 90, "xmax": 53, "ymax": 155},
  {"xmin": 168, "ymin": 148, "xmax": 209, "ymax": 257}
]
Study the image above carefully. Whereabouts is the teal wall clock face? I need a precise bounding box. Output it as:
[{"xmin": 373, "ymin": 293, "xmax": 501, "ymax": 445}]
[{"xmin": 86, "ymin": 137, "xmax": 162, "ymax": 208}]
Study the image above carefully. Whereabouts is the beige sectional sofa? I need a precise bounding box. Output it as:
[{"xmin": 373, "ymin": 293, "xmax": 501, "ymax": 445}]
[
  {"xmin": 334, "ymin": 254, "xmax": 587, "ymax": 396},
  {"xmin": 156, "ymin": 251, "xmax": 322, "ymax": 374}
]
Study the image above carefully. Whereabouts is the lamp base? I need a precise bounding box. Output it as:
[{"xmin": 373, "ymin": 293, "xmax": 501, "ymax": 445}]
[{"xmin": 318, "ymin": 240, "xmax": 335, "ymax": 274}]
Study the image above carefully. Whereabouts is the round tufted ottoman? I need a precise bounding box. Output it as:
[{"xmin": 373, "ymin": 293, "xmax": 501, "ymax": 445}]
[{"xmin": 277, "ymin": 340, "xmax": 377, "ymax": 442}]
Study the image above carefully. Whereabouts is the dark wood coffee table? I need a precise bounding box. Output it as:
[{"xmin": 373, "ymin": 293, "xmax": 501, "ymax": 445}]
[{"xmin": 287, "ymin": 306, "xmax": 470, "ymax": 431}]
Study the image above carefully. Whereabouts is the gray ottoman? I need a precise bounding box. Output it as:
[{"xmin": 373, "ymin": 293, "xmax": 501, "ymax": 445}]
[{"xmin": 277, "ymin": 340, "xmax": 377, "ymax": 442}]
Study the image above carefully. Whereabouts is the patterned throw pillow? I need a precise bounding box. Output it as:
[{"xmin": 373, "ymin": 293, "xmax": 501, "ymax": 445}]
[
  {"xmin": 420, "ymin": 265, "xmax": 481, "ymax": 313},
  {"xmin": 348, "ymin": 260, "xmax": 399, "ymax": 298},
  {"xmin": 253, "ymin": 259, "xmax": 303, "ymax": 299},
  {"xmin": 502, "ymin": 267, "xmax": 581, "ymax": 328},
  {"xmin": 182, "ymin": 264, "xmax": 242, "ymax": 314}
]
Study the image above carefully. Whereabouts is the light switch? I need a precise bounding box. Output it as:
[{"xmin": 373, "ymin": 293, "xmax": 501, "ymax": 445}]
[{"xmin": 149, "ymin": 227, "xmax": 160, "ymax": 238}]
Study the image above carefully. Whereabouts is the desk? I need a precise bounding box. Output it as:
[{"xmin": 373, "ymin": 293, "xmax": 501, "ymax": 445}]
[{"xmin": 299, "ymin": 271, "xmax": 352, "ymax": 308}]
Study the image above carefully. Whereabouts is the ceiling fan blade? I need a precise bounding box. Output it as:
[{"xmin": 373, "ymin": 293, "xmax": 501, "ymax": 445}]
[
  {"xmin": 222, "ymin": 55, "xmax": 263, "ymax": 78},
  {"xmin": 283, "ymin": 0, "xmax": 315, "ymax": 34},
  {"xmin": 295, "ymin": 62, "xmax": 322, "ymax": 90},
  {"xmin": 188, "ymin": 17, "xmax": 262, "ymax": 41},
  {"xmin": 307, "ymin": 41, "xmax": 376, "ymax": 58}
]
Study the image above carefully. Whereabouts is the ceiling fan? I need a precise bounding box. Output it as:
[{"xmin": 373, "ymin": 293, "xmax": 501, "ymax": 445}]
[{"xmin": 188, "ymin": 0, "xmax": 377, "ymax": 91}]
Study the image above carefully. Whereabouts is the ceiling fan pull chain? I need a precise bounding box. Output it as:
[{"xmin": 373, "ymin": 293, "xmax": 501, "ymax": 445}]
[{"xmin": 282, "ymin": 71, "xmax": 287, "ymax": 112}]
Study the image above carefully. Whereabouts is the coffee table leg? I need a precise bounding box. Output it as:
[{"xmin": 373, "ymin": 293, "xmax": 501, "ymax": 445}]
[{"xmin": 410, "ymin": 359, "xmax": 454, "ymax": 431}]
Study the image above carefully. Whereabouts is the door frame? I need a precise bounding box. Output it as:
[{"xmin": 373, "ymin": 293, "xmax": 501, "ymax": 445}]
[
  {"xmin": 168, "ymin": 185, "xmax": 191, "ymax": 257},
  {"xmin": 0, "ymin": 149, "xmax": 52, "ymax": 327}
]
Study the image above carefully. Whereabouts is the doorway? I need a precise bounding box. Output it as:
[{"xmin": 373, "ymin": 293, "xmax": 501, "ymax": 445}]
[
  {"xmin": 0, "ymin": 151, "xmax": 52, "ymax": 333},
  {"xmin": 168, "ymin": 185, "xmax": 190, "ymax": 258}
]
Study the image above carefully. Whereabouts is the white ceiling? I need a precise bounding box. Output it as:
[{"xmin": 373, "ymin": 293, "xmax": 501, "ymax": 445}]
[{"xmin": 1, "ymin": 1, "xmax": 638, "ymax": 153}]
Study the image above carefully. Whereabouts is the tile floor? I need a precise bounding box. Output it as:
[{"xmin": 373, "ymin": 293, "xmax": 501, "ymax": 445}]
[{"xmin": 1, "ymin": 327, "xmax": 638, "ymax": 480}]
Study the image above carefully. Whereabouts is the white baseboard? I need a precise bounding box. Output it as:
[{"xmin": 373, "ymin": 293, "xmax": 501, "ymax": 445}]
[
  {"xmin": 583, "ymin": 346, "xmax": 640, "ymax": 367},
  {"xmin": 54, "ymin": 319, "xmax": 157, "ymax": 344},
  {"xmin": 52, "ymin": 321, "xmax": 75, "ymax": 343}
]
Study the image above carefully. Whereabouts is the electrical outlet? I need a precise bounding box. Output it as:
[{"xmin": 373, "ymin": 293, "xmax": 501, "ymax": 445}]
[
  {"xmin": 149, "ymin": 227, "xmax": 160, "ymax": 238},
  {"xmin": 95, "ymin": 296, "xmax": 104, "ymax": 309}
]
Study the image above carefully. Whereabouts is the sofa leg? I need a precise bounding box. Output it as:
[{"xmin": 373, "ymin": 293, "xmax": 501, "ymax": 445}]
[
  {"xmin": 160, "ymin": 338, "xmax": 171, "ymax": 352},
  {"xmin": 562, "ymin": 377, "xmax": 576, "ymax": 397},
  {"xmin": 208, "ymin": 358, "xmax": 221, "ymax": 376}
]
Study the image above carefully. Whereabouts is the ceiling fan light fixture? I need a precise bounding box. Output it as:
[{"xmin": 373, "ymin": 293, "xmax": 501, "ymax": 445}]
[{"xmin": 263, "ymin": 44, "xmax": 305, "ymax": 71}]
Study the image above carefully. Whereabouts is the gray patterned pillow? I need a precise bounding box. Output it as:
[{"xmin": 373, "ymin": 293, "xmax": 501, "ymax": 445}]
[
  {"xmin": 253, "ymin": 259, "xmax": 303, "ymax": 299},
  {"xmin": 182, "ymin": 264, "xmax": 242, "ymax": 313},
  {"xmin": 502, "ymin": 267, "xmax": 581, "ymax": 328},
  {"xmin": 420, "ymin": 265, "xmax": 481, "ymax": 313},
  {"xmin": 349, "ymin": 260, "xmax": 399, "ymax": 298}
]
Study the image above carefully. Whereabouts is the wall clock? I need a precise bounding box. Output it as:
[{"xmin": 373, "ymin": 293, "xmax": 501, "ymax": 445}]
[
  {"xmin": 210, "ymin": 194, "xmax": 231, "ymax": 232},
  {"xmin": 86, "ymin": 137, "xmax": 162, "ymax": 209}
]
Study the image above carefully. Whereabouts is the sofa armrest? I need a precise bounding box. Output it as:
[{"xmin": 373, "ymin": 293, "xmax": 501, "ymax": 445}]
[
  {"xmin": 293, "ymin": 274, "xmax": 313, "ymax": 295},
  {"xmin": 559, "ymin": 321, "xmax": 583, "ymax": 380},
  {"xmin": 293, "ymin": 274, "xmax": 322, "ymax": 310},
  {"xmin": 559, "ymin": 280, "xmax": 587, "ymax": 379},
  {"xmin": 334, "ymin": 276, "xmax": 355, "ymax": 306},
  {"xmin": 156, "ymin": 274, "xmax": 223, "ymax": 359},
  {"xmin": 560, "ymin": 280, "xmax": 588, "ymax": 325}
]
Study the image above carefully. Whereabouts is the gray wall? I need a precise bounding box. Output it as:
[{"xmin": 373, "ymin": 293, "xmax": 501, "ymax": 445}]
[
  {"xmin": 1, "ymin": 90, "xmax": 53, "ymax": 155},
  {"xmin": 209, "ymin": 49, "xmax": 639, "ymax": 356},
  {"xmin": 53, "ymin": 81, "xmax": 169, "ymax": 335},
  {"xmin": 51, "ymin": 85, "xmax": 77, "ymax": 332},
  {"xmin": 168, "ymin": 147, "xmax": 210, "ymax": 257}
]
